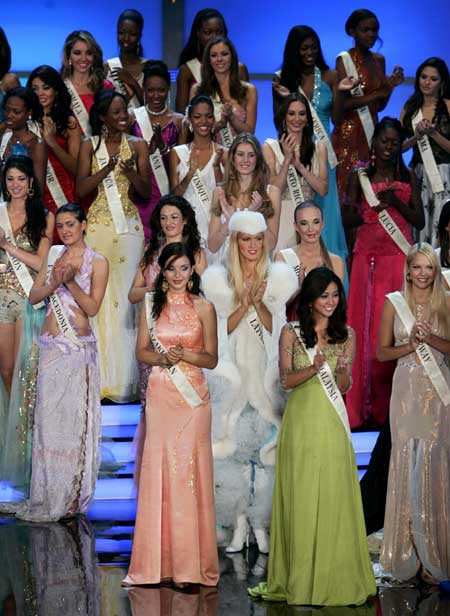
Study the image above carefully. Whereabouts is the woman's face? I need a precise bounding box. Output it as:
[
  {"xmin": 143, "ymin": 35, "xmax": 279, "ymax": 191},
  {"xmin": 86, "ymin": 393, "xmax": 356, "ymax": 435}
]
[
  {"xmin": 197, "ymin": 17, "xmax": 224, "ymax": 50},
  {"xmin": 102, "ymin": 96, "xmax": 129, "ymax": 131},
  {"xmin": 285, "ymin": 101, "xmax": 308, "ymax": 134},
  {"xmin": 31, "ymin": 77, "xmax": 56, "ymax": 112},
  {"xmin": 55, "ymin": 212, "xmax": 86, "ymax": 244},
  {"xmin": 294, "ymin": 206, "xmax": 323, "ymax": 243},
  {"xmin": 408, "ymin": 252, "xmax": 435, "ymax": 290},
  {"xmin": 5, "ymin": 166, "xmax": 31, "ymax": 200},
  {"xmin": 299, "ymin": 37, "xmax": 318, "ymax": 68},
  {"xmin": 233, "ymin": 142, "xmax": 257, "ymax": 176},
  {"xmin": 237, "ymin": 232, "xmax": 264, "ymax": 262},
  {"xmin": 352, "ymin": 17, "xmax": 379, "ymax": 50},
  {"xmin": 69, "ymin": 40, "xmax": 94, "ymax": 74},
  {"xmin": 312, "ymin": 282, "xmax": 340, "ymax": 319},
  {"xmin": 209, "ymin": 42, "xmax": 231, "ymax": 75},
  {"xmin": 418, "ymin": 65, "xmax": 442, "ymax": 98},
  {"xmin": 144, "ymin": 76, "xmax": 169, "ymax": 111},
  {"xmin": 164, "ymin": 255, "xmax": 193, "ymax": 292},
  {"xmin": 190, "ymin": 102, "xmax": 215, "ymax": 137},
  {"xmin": 117, "ymin": 19, "xmax": 141, "ymax": 54},
  {"xmin": 4, "ymin": 96, "xmax": 29, "ymax": 130},
  {"xmin": 159, "ymin": 205, "xmax": 185, "ymax": 239},
  {"xmin": 373, "ymin": 127, "xmax": 401, "ymax": 162}
]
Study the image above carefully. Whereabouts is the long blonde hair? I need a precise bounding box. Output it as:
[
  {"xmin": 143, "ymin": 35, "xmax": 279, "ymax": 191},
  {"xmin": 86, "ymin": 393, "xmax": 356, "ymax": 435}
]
[
  {"xmin": 404, "ymin": 243, "xmax": 450, "ymax": 338},
  {"xmin": 227, "ymin": 231, "xmax": 269, "ymax": 306}
]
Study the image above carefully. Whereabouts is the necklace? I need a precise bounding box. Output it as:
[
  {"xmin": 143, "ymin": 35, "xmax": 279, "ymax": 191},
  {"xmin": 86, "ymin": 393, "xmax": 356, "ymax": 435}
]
[{"xmin": 146, "ymin": 104, "xmax": 168, "ymax": 116}]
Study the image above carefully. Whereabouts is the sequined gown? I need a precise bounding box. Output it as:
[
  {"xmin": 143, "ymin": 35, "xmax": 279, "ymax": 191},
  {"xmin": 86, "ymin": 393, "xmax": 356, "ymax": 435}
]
[
  {"xmin": 346, "ymin": 180, "xmax": 413, "ymax": 427},
  {"xmin": 124, "ymin": 292, "xmax": 219, "ymax": 586},
  {"xmin": 380, "ymin": 306, "xmax": 450, "ymax": 582},
  {"xmin": 133, "ymin": 119, "xmax": 179, "ymax": 241},
  {"xmin": 85, "ymin": 134, "xmax": 144, "ymax": 402},
  {"xmin": 332, "ymin": 50, "xmax": 385, "ymax": 199},
  {"xmin": 250, "ymin": 324, "xmax": 375, "ymax": 606},
  {"xmin": 16, "ymin": 246, "xmax": 102, "ymax": 522}
]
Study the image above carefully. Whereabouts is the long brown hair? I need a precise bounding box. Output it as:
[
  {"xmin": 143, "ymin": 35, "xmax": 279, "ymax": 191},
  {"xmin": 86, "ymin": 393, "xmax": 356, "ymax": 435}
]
[
  {"xmin": 60, "ymin": 30, "xmax": 106, "ymax": 92},
  {"xmin": 197, "ymin": 36, "xmax": 247, "ymax": 104}
]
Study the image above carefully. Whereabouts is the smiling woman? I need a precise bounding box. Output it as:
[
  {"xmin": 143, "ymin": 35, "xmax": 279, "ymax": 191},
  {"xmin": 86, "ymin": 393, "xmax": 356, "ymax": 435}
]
[{"xmin": 76, "ymin": 89, "xmax": 150, "ymax": 402}]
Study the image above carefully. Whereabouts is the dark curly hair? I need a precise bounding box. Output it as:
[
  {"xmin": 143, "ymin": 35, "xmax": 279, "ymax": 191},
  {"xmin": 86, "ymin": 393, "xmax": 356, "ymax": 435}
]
[
  {"xmin": 178, "ymin": 8, "xmax": 227, "ymax": 66},
  {"xmin": 27, "ymin": 65, "xmax": 74, "ymax": 134},
  {"xmin": 275, "ymin": 92, "xmax": 315, "ymax": 169},
  {"xmin": 403, "ymin": 58, "xmax": 450, "ymax": 140},
  {"xmin": 89, "ymin": 90, "xmax": 128, "ymax": 150},
  {"xmin": 438, "ymin": 200, "xmax": 450, "ymax": 268},
  {"xmin": 152, "ymin": 242, "xmax": 201, "ymax": 319},
  {"xmin": 367, "ymin": 117, "xmax": 409, "ymax": 181},
  {"xmin": 1, "ymin": 155, "xmax": 48, "ymax": 250},
  {"xmin": 197, "ymin": 36, "xmax": 247, "ymax": 105},
  {"xmin": 143, "ymin": 194, "xmax": 202, "ymax": 270},
  {"xmin": 278, "ymin": 26, "xmax": 329, "ymax": 95},
  {"xmin": 297, "ymin": 267, "xmax": 348, "ymax": 348},
  {"xmin": 3, "ymin": 86, "xmax": 43, "ymax": 123}
]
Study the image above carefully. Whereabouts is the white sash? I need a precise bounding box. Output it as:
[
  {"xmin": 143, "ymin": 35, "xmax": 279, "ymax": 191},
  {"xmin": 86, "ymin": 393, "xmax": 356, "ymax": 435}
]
[
  {"xmin": 298, "ymin": 67, "xmax": 338, "ymax": 168},
  {"xmin": 46, "ymin": 246, "xmax": 82, "ymax": 346},
  {"xmin": 107, "ymin": 57, "xmax": 141, "ymax": 108},
  {"xmin": 280, "ymin": 248, "xmax": 301, "ymax": 278},
  {"xmin": 28, "ymin": 122, "xmax": 68, "ymax": 208},
  {"xmin": 268, "ymin": 139, "xmax": 305, "ymax": 205},
  {"xmin": 134, "ymin": 105, "xmax": 170, "ymax": 196},
  {"xmin": 0, "ymin": 130, "xmax": 12, "ymax": 159},
  {"xmin": 358, "ymin": 169, "xmax": 411, "ymax": 255},
  {"xmin": 388, "ymin": 291, "xmax": 450, "ymax": 406},
  {"xmin": 411, "ymin": 109, "xmax": 445, "ymax": 194},
  {"xmin": 92, "ymin": 137, "xmax": 129, "ymax": 235},
  {"xmin": 212, "ymin": 97, "xmax": 234, "ymax": 148},
  {"xmin": 246, "ymin": 308, "xmax": 265, "ymax": 347},
  {"xmin": 293, "ymin": 322, "xmax": 352, "ymax": 441},
  {"xmin": 64, "ymin": 79, "xmax": 91, "ymax": 136},
  {"xmin": 145, "ymin": 293, "xmax": 203, "ymax": 408},
  {"xmin": 338, "ymin": 51, "xmax": 374, "ymax": 147},
  {"xmin": 177, "ymin": 145, "xmax": 211, "ymax": 237},
  {"xmin": 186, "ymin": 58, "xmax": 202, "ymax": 84},
  {"xmin": 0, "ymin": 204, "xmax": 44, "ymax": 309}
]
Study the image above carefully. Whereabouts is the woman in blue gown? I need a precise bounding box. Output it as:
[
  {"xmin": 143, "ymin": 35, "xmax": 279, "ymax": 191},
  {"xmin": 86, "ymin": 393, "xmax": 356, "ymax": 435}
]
[{"xmin": 273, "ymin": 25, "xmax": 351, "ymax": 284}]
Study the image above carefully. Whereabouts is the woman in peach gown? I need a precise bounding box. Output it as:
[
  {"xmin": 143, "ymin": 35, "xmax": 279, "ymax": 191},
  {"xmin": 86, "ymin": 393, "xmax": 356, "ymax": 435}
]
[{"xmin": 123, "ymin": 242, "xmax": 219, "ymax": 587}]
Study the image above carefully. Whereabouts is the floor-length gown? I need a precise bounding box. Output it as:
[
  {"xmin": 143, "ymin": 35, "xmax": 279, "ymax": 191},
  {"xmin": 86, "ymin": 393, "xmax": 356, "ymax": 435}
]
[
  {"xmin": 133, "ymin": 119, "xmax": 179, "ymax": 241},
  {"xmin": 250, "ymin": 324, "xmax": 375, "ymax": 606},
  {"xmin": 85, "ymin": 133, "xmax": 144, "ymax": 402},
  {"xmin": 16, "ymin": 246, "xmax": 102, "ymax": 522},
  {"xmin": 332, "ymin": 50, "xmax": 385, "ymax": 200},
  {"xmin": 312, "ymin": 68, "xmax": 348, "ymax": 266},
  {"xmin": 123, "ymin": 291, "xmax": 219, "ymax": 586},
  {"xmin": 380, "ymin": 308, "xmax": 450, "ymax": 582},
  {"xmin": 346, "ymin": 180, "xmax": 412, "ymax": 428}
]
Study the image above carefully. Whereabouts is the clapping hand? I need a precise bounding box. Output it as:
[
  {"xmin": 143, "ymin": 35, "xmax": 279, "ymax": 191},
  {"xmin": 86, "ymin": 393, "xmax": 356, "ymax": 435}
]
[
  {"xmin": 313, "ymin": 349, "xmax": 326, "ymax": 372},
  {"xmin": 188, "ymin": 147, "xmax": 200, "ymax": 175},
  {"xmin": 280, "ymin": 133, "xmax": 296, "ymax": 163},
  {"xmin": 218, "ymin": 189, "xmax": 235, "ymax": 222},
  {"xmin": 42, "ymin": 115, "xmax": 57, "ymax": 146},
  {"xmin": 149, "ymin": 124, "xmax": 164, "ymax": 155},
  {"xmin": 337, "ymin": 76, "xmax": 358, "ymax": 92},
  {"xmin": 252, "ymin": 279, "xmax": 267, "ymax": 306},
  {"xmin": 386, "ymin": 66, "xmax": 404, "ymax": 89},
  {"xmin": 120, "ymin": 152, "xmax": 136, "ymax": 175},
  {"xmin": 272, "ymin": 80, "xmax": 290, "ymax": 99},
  {"xmin": 248, "ymin": 191, "xmax": 263, "ymax": 212}
]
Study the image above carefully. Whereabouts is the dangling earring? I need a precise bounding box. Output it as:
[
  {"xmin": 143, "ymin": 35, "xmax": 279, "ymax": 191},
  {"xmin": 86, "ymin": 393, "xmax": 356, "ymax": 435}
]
[
  {"xmin": 188, "ymin": 121, "xmax": 193, "ymax": 132},
  {"xmin": 370, "ymin": 148, "xmax": 376, "ymax": 165},
  {"xmin": 157, "ymin": 231, "xmax": 166, "ymax": 244},
  {"xmin": 101, "ymin": 125, "xmax": 109, "ymax": 139},
  {"xmin": 282, "ymin": 120, "xmax": 287, "ymax": 133},
  {"xmin": 187, "ymin": 277, "xmax": 193, "ymax": 291},
  {"xmin": 4, "ymin": 189, "xmax": 10, "ymax": 200},
  {"xmin": 406, "ymin": 272, "xmax": 412, "ymax": 283},
  {"xmin": 28, "ymin": 187, "xmax": 35, "ymax": 197},
  {"xmin": 162, "ymin": 278, "xmax": 169, "ymax": 292}
]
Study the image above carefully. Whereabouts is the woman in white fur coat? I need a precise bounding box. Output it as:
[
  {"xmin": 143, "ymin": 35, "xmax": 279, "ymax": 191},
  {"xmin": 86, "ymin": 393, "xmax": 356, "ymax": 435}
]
[{"xmin": 202, "ymin": 210, "xmax": 297, "ymax": 554}]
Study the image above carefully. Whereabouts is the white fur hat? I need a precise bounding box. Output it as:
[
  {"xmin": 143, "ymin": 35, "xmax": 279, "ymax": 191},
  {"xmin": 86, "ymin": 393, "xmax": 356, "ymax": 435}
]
[{"xmin": 228, "ymin": 210, "xmax": 267, "ymax": 234}]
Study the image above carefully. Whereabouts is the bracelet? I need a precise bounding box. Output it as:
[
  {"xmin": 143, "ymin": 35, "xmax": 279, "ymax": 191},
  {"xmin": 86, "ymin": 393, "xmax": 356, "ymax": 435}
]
[{"xmin": 159, "ymin": 144, "xmax": 170, "ymax": 155}]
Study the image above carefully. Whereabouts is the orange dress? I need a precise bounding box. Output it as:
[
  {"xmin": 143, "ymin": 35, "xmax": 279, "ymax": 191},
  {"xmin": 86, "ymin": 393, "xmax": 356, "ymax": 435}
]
[{"xmin": 124, "ymin": 291, "xmax": 219, "ymax": 586}]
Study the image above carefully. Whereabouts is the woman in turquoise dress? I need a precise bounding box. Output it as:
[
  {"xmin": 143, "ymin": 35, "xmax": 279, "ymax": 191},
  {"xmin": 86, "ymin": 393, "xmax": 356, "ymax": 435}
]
[
  {"xmin": 249, "ymin": 267, "xmax": 375, "ymax": 606},
  {"xmin": 273, "ymin": 25, "xmax": 351, "ymax": 270}
]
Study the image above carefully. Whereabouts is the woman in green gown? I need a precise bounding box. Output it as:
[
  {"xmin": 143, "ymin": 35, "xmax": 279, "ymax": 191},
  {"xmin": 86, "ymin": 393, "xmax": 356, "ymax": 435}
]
[{"xmin": 249, "ymin": 267, "xmax": 375, "ymax": 606}]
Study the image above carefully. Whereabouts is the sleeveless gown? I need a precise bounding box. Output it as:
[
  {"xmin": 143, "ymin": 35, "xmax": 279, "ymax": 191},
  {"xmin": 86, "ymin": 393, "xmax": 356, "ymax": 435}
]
[
  {"xmin": 346, "ymin": 180, "xmax": 412, "ymax": 427},
  {"xmin": 124, "ymin": 292, "xmax": 219, "ymax": 586},
  {"xmin": 85, "ymin": 134, "xmax": 144, "ymax": 402}
]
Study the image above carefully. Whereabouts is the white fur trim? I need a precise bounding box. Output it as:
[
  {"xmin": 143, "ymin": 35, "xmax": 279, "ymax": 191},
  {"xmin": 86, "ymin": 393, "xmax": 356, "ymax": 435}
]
[
  {"xmin": 229, "ymin": 210, "xmax": 267, "ymax": 234},
  {"xmin": 264, "ymin": 261, "xmax": 298, "ymax": 311},
  {"xmin": 201, "ymin": 265, "xmax": 233, "ymax": 317}
]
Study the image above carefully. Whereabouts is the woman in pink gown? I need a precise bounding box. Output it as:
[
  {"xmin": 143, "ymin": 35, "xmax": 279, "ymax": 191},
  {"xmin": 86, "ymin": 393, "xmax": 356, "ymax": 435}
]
[
  {"xmin": 345, "ymin": 118, "xmax": 424, "ymax": 428},
  {"xmin": 124, "ymin": 242, "xmax": 219, "ymax": 587}
]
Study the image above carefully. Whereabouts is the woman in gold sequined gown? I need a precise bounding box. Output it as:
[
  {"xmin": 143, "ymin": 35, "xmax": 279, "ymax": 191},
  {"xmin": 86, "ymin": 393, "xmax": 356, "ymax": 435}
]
[
  {"xmin": 378, "ymin": 244, "xmax": 450, "ymax": 582},
  {"xmin": 77, "ymin": 90, "xmax": 150, "ymax": 402}
]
